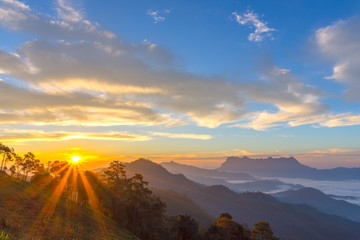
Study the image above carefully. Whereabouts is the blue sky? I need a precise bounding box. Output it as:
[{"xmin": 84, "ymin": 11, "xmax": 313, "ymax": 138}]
[{"xmin": 0, "ymin": 0, "xmax": 360, "ymax": 168}]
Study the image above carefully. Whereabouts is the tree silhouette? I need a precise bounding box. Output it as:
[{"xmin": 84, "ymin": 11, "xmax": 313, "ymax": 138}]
[
  {"xmin": 205, "ymin": 213, "xmax": 249, "ymax": 240},
  {"xmin": 0, "ymin": 143, "xmax": 13, "ymax": 171},
  {"xmin": 22, "ymin": 152, "xmax": 40, "ymax": 181},
  {"xmin": 170, "ymin": 214, "xmax": 199, "ymax": 240},
  {"xmin": 251, "ymin": 221, "xmax": 279, "ymax": 240}
]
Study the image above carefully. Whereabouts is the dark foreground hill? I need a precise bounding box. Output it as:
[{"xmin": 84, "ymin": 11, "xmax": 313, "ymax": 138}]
[
  {"xmin": 152, "ymin": 188, "xmax": 215, "ymax": 226},
  {"xmin": 219, "ymin": 156, "xmax": 360, "ymax": 180},
  {"xmin": 0, "ymin": 172, "xmax": 134, "ymax": 240},
  {"xmin": 272, "ymin": 187, "xmax": 360, "ymax": 223},
  {"xmin": 125, "ymin": 159, "xmax": 360, "ymax": 240}
]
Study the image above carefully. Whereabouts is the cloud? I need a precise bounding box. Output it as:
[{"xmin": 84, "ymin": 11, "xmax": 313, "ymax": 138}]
[
  {"xmin": 234, "ymin": 66, "xmax": 328, "ymax": 130},
  {"xmin": 0, "ymin": 1, "xmax": 246, "ymax": 128},
  {"xmin": 147, "ymin": 10, "xmax": 169, "ymax": 23},
  {"xmin": 317, "ymin": 114, "xmax": 360, "ymax": 128},
  {"xmin": 0, "ymin": 129, "xmax": 151, "ymax": 142},
  {"xmin": 315, "ymin": 16, "xmax": 360, "ymax": 100},
  {"xmin": 0, "ymin": 81, "xmax": 172, "ymax": 126},
  {"xmin": 150, "ymin": 132, "xmax": 212, "ymax": 140},
  {"xmin": 56, "ymin": 0, "xmax": 83, "ymax": 23},
  {"xmin": 1, "ymin": 0, "xmax": 360, "ymax": 135},
  {"xmin": 232, "ymin": 10, "xmax": 276, "ymax": 42}
]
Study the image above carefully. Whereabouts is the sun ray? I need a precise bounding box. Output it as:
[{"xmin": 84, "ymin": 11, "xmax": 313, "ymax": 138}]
[
  {"xmin": 27, "ymin": 165, "xmax": 73, "ymax": 238},
  {"xmin": 78, "ymin": 171, "xmax": 110, "ymax": 238},
  {"xmin": 26, "ymin": 161, "xmax": 71, "ymax": 198}
]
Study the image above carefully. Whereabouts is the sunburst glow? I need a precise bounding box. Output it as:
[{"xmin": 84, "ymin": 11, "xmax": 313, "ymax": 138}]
[{"xmin": 71, "ymin": 156, "xmax": 81, "ymax": 163}]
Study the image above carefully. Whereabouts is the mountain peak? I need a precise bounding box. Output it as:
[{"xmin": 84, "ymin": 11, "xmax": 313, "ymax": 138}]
[{"xmin": 218, "ymin": 156, "xmax": 311, "ymax": 177}]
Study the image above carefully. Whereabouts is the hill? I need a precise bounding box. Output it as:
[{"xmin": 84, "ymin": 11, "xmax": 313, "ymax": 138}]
[
  {"xmin": 218, "ymin": 156, "xmax": 360, "ymax": 180},
  {"xmin": 272, "ymin": 187, "xmax": 360, "ymax": 222},
  {"xmin": 151, "ymin": 188, "xmax": 215, "ymax": 227},
  {"xmin": 125, "ymin": 159, "xmax": 360, "ymax": 240},
  {"xmin": 0, "ymin": 172, "xmax": 134, "ymax": 240}
]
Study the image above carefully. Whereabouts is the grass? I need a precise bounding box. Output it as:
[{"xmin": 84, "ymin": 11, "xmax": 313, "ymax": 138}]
[
  {"xmin": 0, "ymin": 230, "xmax": 10, "ymax": 240},
  {"xmin": 0, "ymin": 174, "xmax": 136, "ymax": 240}
]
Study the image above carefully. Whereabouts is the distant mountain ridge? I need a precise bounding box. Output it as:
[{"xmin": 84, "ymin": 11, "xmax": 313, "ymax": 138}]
[
  {"xmin": 124, "ymin": 159, "xmax": 360, "ymax": 240},
  {"xmin": 161, "ymin": 161, "xmax": 254, "ymax": 180},
  {"xmin": 161, "ymin": 161, "xmax": 303, "ymax": 192},
  {"xmin": 272, "ymin": 188, "xmax": 360, "ymax": 223},
  {"xmin": 219, "ymin": 156, "xmax": 360, "ymax": 180}
]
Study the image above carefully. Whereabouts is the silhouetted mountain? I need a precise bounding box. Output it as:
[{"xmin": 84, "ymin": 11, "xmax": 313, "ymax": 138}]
[
  {"xmin": 272, "ymin": 187, "xmax": 360, "ymax": 222},
  {"xmin": 161, "ymin": 161, "xmax": 254, "ymax": 180},
  {"xmin": 161, "ymin": 161, "xmax": 303, "ymax": 193},
  {"xmin": 218, "ymin": 156, "xmax": 360, "ymax": 180},
  {"xmin": 125, "ymin": 159, "xmax": 360, "ymax": 240}
]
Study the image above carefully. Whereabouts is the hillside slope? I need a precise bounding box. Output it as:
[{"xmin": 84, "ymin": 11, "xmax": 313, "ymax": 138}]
[
  {"xmin": 0, "ymin": 172, "xmax": 134, "ymax": 240},
  {"xmin": 152, "ymin": 188, "xmax": 215, "ymax": 227}
]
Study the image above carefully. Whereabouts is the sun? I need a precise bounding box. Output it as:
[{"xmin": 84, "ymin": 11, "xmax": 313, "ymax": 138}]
[{"xmin": 71, "ymin": 156, "xmax": 81, "ymax": 163}]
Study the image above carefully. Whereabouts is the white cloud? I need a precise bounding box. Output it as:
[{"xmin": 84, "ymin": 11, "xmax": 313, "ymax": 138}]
[
  {"xmin": 315, "ymin": 16, "xmax": 360, "ymax": 100},
  {"xmin": 232, "ymin": 10, "xmax": 276, "ymax": 42},
  {"xmin": 150, "ymin": 132, "xmax": 212, "ymax": 140},
  {"xmin": 318, "ymin": 114, "xmax": 360, "ymax": 128},
  {"xmin": 147, "ymin": 10, "xmax": 167, "ymax": 23},
  {"xmin": 0, "ymin": 129, "xmax": 151, "ymax": 142},
  {"xmin": 56, "ymin": 0, "xmax": 83, "ymax": 23},
  {"xmin": 234, "ymin": 66, "xmax": 328, "ymax": 130},
  {"xmin": 0, "ymin": 0, "xmax": 29, "ymax": 10}
]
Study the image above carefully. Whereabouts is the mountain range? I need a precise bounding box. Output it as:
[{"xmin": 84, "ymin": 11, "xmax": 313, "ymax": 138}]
[
  {"xmin": 161, "ymin": 161, "xmax": 303, "ymax": 192},
  {"xmin": 272, "ymin": 187, "xmax": 360, "ymax": 223},
  {"xmin": 124, "ymin": 159, "xmax": 360, "ymax": 240},
  {"xmin": 219, "ymin": 156, "xmax": 360, "ymax": 180}
]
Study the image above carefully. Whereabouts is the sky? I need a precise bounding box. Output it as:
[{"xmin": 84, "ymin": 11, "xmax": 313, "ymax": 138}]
[{"xmin": 0, "ymin": 0, "xmax": 360, "ymax": 169}]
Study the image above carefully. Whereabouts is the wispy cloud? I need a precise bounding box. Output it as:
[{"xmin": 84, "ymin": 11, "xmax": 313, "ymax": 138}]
[
  {"xmin": 233, "ymin": 66, "xmax": 328, "ymax": 130},
  {"xmin": 0, "ymin": 129, "xmax": 151, "ymax": 142},
  {"xmin": 232, "ymin": 10, "xmax": 276, "ymax": 42},
  {"xmin": 150, "ymin": 132, "xmax": 212, "ymax": 140},
  {"xmin": 56, "ymin": 0, "xmax": 83, "ymax": 23},
  {"xmin": 315, "ymin": 16, "xmax": 360, "ymax": 101},
  {"xmin": 147, "ymin": 9, "xmax": 170, "ymax": 23}
]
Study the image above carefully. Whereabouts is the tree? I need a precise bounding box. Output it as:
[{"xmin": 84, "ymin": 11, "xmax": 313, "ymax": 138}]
[
  {"xmin": 22, "ymin": 152, "xmax": 40, "ymax": 181},
  {"xmin": 0, "ymin": 143, "xmax": 13, "ymax": 171},
  {"xmin": 103, "ymin": 160, "xmax": 127, "ymax": 186},
  {"xmin": 11, "ymin": 153, "xmax": 24, "ymax": 178},
  {"xmin": 205, "ymin": 213, "xmax": 249, "ymax": 240},
  {"xmin": 251, "ymin": 221, "xmax": 279, "ymax": 240},
  {"xmin": 170, "ymin": 214, "xmax": 199, "ymax": 240},
  {"xmin": 102, "ymin": 160, "xmax": 167, "ymax": 240}
]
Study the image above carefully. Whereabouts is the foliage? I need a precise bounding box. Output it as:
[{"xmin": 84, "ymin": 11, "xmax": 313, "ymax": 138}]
[
  {"xmin": 205, "ymin": 213, "xmax": 249, "ymax": 240},
  {"xmin": 169, "ymin": 214, "xmax": 200, "ymax": 240},
  {"xmin": 102, "ymin": 160, "xmax": 167, "ymax": 240},
  {"xmin": 0, "ymin": 143, "xmax": 14, "ymax": 172},
  {"xmin": 0, "ymin": 230, "xmax": 10, "ymax": 240},
  {"xmin": 251, "ymin": 221, "xmax": 279, "ymax": 240}
]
